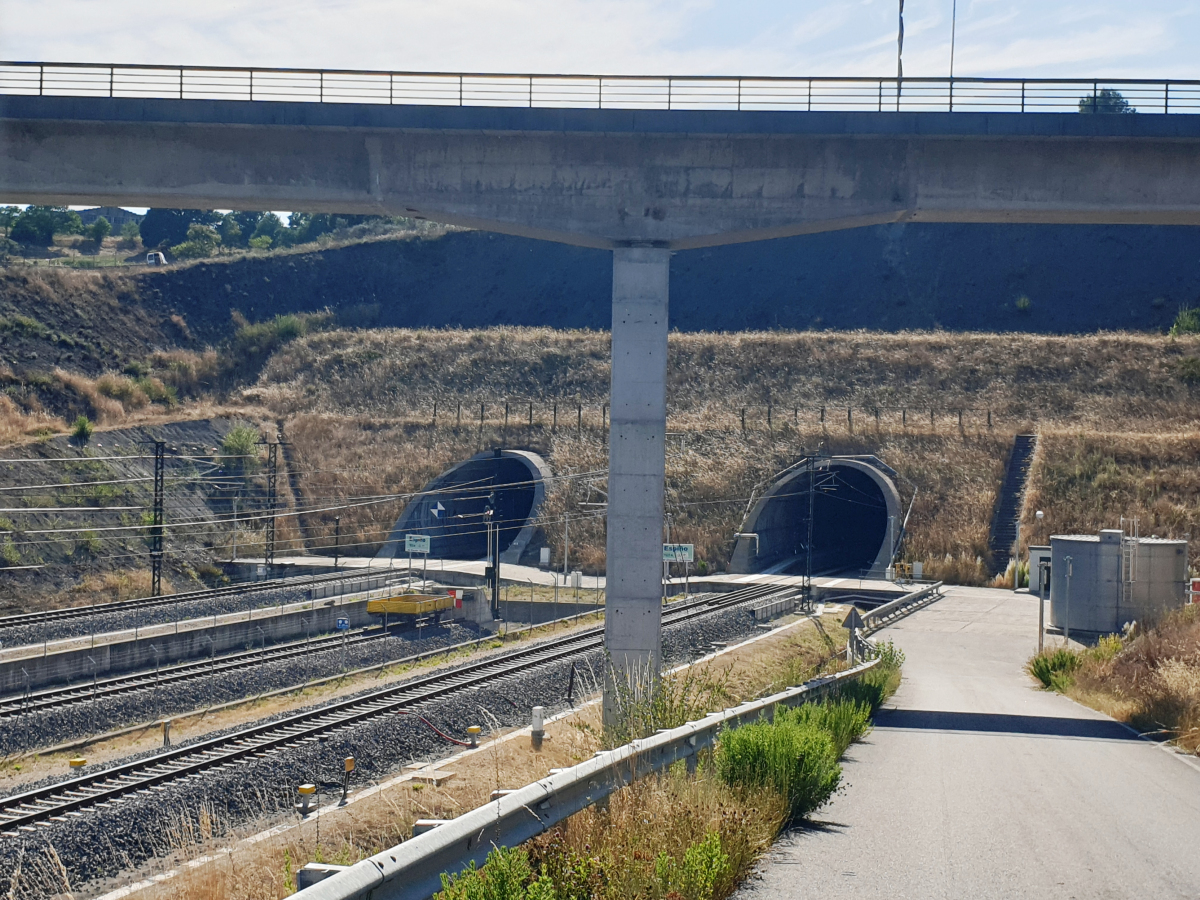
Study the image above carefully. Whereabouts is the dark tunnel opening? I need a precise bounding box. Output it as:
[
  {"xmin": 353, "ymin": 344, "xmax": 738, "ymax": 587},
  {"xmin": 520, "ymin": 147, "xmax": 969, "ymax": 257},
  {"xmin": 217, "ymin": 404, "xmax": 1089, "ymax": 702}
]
[
  {"xmin": 749, "ymin": 465, "xmax": 893, "ymax": 577},
  {"xmin": 392, "ymin": 454, "xmax": 538, "ymax": 560}
]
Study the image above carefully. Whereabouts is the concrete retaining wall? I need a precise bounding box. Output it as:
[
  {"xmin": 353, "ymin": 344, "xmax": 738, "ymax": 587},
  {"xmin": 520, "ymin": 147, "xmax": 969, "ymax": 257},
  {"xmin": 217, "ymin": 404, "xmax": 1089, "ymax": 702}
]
[{"xmin": 0, "ymin": 598, "xmax": 375, "ymax": 695}]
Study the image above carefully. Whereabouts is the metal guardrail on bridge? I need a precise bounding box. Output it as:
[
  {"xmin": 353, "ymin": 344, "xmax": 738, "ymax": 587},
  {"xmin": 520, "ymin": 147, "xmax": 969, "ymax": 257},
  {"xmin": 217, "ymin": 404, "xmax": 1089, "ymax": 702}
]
[
  {"xmin": 295, "ymin": 659, "xmax": 881, "ymax": 900},
  {"xmin": 2, "ymin": 62, "xmax": 1199, "ymax": 114}
]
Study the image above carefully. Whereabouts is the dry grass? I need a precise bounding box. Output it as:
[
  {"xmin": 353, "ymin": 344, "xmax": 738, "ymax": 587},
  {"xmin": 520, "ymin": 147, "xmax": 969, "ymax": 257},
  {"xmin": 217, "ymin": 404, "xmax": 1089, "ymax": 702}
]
[
  {"xmin": 1023, "ymin": 429, "xmax": 1200, "ymax": 565},
  {"xmin": 1040, "ymin": 607, "xmax": 1200, "ymax": 754},
  {"xmin": 256, "ymin": 327, "xmax": 1200, "ymax": 430}
]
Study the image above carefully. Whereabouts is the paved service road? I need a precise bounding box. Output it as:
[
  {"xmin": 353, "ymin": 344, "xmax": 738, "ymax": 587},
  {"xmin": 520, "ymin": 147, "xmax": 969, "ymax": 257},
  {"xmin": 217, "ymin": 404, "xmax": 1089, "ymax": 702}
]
[{"xmin": 735, "ymin": 586, "xmax": 1200, "ymax": 900}]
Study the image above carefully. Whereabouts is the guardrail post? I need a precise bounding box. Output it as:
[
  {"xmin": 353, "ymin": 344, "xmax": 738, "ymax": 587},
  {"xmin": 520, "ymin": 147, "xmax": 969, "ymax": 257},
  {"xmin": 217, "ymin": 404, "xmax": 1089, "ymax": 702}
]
[{"xmin": 109, "ymin": 66, "xmax": 114, "ymax": 98}]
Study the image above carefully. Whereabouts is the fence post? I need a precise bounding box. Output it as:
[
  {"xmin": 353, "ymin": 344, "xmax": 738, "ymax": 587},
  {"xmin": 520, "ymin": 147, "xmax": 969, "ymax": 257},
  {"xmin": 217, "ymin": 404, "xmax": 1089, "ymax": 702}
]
[
  {"xmin": 577, "ymin": 403, "xmax": 582, "ymax": 433},
  {"xmin": 931, "ymin": 407, "xmax": 935, "ymax": 430},
  {"xmin": 456, "ymin": 401, "xmax": 461, "ymax": 428},
  {"xmin": 767, "ymin": 404, "xmax": 772, "ymax": 430},
  {"xmin": 847, "ymin": 407, "xmax": 853, "ymax": 433},
  {"xmin": 553, "ymin": 402, "xmax": 557, "ymax": 432},
  {"xmin": 987, "ymin": 409, "xmax": 992, "ymax": 428},
  {"xmin": 505, "ymin": 402, "xmax": 509, "ymax": 429},
  {"xmin": 740, "ymin": 408, "xmax": 746, "ymax": 433},
  {"xmin": 432, "ymin": 400, "xmax": 437, "ymax": 427},
  {"xmin": 529, "ymin": 402, "xmax": 533, "ymax": 426}
]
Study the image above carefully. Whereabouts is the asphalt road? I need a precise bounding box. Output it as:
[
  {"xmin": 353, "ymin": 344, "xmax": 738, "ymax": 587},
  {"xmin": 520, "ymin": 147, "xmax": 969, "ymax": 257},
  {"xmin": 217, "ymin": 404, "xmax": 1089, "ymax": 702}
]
[{"xmin": 735, "ymin": 586, "xmax": 1200, "ymax": 900}]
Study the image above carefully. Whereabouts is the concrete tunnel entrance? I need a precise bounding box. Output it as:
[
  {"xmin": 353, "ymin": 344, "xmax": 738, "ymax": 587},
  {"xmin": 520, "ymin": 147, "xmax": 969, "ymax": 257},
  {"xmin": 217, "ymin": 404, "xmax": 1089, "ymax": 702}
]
[
  {"xmin": 729, "ymin": 456, "xmax": 903, "ymax": 578},
  {"xmin": 379, "ymin": 449, "xmax": 550, "ymax": 564}
]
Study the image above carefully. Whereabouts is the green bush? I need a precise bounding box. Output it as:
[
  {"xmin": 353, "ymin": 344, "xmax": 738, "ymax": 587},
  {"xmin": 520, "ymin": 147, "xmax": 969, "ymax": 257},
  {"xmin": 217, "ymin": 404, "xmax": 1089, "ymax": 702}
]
[
  {"xmin": 653, "ymin": 831, "xmax": 729, "ymax": 900},
  {"xmin": 437, "ymin": 846, "xmax": 535, "ymax": 900},
  {"xmin": 171, "ymin": 223, "xmax": 222, "ymax": 259},
  {"xmin": 248, "ymin": 235, "xmax": 273, "ymax": 250},
  {"xmin": 72, "ymin": 415, "xmax": 94, "ymax": 442},
  {"xmin": 1171, "ymin": 307, "xmax": 1200, "ymax": 336},
  {"xmin": 715, "ymin": 714, "xmax": 841, "ymax": 820},
  {"xmin": 120, "ymin": 220, "xmax": 141, "ymax": 244},
  {"xmin": 778, "ymin": 699, "xmax": 872, "ymax": 756},
  {"xmin": 1029, "ymin": 647, "xmax": 1081, "ymax": 690},
  {"xmin": 220, "ymin": 424, "xmax": 261, "ymax": 472}
]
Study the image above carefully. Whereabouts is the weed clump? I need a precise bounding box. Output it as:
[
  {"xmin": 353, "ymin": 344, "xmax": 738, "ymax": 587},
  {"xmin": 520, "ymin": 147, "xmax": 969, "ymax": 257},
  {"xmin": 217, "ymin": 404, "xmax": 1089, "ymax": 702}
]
[{"xmin": 715, "ymin": 708, "xmax": 844, "ymax": 819}]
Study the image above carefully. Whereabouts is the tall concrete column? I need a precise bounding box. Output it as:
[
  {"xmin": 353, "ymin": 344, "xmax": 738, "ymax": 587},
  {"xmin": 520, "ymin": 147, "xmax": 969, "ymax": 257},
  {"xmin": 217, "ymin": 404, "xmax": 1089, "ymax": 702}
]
[{"xmin": 604, "ymin": 247, "xmax": 669, "ymax": 723}]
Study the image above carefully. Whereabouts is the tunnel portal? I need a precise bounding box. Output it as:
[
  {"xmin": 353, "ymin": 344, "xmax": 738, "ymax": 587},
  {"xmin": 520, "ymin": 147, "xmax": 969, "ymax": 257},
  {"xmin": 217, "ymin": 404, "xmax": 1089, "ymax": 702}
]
[
  {"xmin": 381, "ymin": 449, "xmax": 549, "ymax": 563},
  {"xmin": 729, "ymin": 456, "xmax": 903, "ymax": 578}
]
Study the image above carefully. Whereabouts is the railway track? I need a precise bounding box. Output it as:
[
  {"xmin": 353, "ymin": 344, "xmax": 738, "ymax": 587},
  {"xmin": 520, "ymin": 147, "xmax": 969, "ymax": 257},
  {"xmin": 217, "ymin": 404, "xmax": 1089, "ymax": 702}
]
[
  {"xmin": 0, "ymin": 582, "xmax": 799, "ymax": 835},
  {"xmin": 0, "ymin": 569, "xmax": 395, "ymax": 632},
  {"xmin": 0, "ymin": 623, "xmax": 408, "ymax": 719}
]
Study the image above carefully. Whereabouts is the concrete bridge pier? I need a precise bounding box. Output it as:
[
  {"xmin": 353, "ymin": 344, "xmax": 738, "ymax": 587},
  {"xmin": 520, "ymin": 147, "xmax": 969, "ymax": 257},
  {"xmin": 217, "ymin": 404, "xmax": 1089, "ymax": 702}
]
[{"xmin": 603, "ymin": 247, "xmax": 669, "ymax": 724}]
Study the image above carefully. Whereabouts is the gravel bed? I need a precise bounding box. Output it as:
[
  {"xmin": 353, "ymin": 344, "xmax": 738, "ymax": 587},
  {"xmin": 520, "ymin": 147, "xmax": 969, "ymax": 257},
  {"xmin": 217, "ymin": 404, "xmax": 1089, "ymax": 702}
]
[
  {"xmin": 0, "ymin": 605, "xmax": 763, "ymax": 898},
  {"xmin": 0, "ymin": 623, "xmax": 482, "ymax": 756},
  {"xmin": 0, "ymin": 581, "xmax": 369, "ymax": 649}
]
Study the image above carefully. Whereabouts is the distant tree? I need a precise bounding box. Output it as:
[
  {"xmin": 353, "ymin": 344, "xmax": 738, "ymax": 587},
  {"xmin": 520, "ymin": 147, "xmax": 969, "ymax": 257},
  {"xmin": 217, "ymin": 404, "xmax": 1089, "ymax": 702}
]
[
  {"xmin": 52, "ymin": 208, "xmax": 83, "ymax": 235},
  {"xmin": 88, "ymin": 216, "xmax": 112, "ymax": 244},
  {"xmin": 10, "ymin": 207, "xmax": 57, "ymax": 245},
  {"xmin": 0, "ymin": 206, "xmax": 19, "ymax": 233},
  {"xmin": 251, "ymin": 212, "xmax": 284, "ymax": 244},
  {"xmin": 170, "ymin": 223, "xmax": 222, "ymax": 259},
  {"xmin": 248, "ymin": 235, "xmax": 273, "ymax": 250},
  {"xmin": 219, "ymin": 213, "xmax": 244, "ymax": 248},
  {"xmin": 140, "ymin": 208, "xmax": 221, "ymax": 248},
  {"xmin": 1078, "ymin": 88, "xmax": 1136, "ymax": 114},
  {"xmin": 120, "ymin": 220, "xmax": 141, "ymax": 245}
]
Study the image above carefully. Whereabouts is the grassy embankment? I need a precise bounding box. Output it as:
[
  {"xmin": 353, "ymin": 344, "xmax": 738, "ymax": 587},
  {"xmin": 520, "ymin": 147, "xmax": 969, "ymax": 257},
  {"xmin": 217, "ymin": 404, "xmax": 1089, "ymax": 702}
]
[
  {"xmin": 434, "ymin": 642, "xmax": 904, "ymax": 900},
  {"xmin": 1030, "ymin": 606, "xmax": 1200, "ymax": 755},
  {"xmin": 101, "ymin": 615, "xmax": 891, "ymax": 900}
]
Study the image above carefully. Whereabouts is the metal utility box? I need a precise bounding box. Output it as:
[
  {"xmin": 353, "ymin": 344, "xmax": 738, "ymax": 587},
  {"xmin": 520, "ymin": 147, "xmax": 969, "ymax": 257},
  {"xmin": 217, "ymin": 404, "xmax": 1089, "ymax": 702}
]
[
  {"xmin": 1029, "ymin": 545, "xmax": 1051, "ymax": 594},
  {"xmin": 1050, "ymin": 530, "xmax": 1188, "ymax": 634}
]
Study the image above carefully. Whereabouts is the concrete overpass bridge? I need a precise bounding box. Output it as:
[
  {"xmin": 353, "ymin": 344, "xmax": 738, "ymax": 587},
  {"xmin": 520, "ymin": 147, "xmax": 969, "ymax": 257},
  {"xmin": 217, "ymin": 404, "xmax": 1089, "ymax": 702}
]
[{"xmin": 4, "ymin": 61, "xmax": 1200, "ymax": 714}]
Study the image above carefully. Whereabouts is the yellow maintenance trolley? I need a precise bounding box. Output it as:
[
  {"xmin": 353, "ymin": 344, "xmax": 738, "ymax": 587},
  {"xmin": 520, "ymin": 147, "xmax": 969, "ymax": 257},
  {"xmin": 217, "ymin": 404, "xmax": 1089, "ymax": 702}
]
[{"xmin": 366, "ymin": 592, "xmax": 455, "ymax": 623}]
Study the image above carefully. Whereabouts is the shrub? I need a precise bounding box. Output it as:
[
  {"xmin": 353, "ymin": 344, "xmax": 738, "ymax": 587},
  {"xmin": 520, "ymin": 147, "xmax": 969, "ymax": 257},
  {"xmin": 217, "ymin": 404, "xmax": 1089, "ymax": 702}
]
[
  {"xmin": 248, "ymin": 234, "xmax": 273, "ymax": 250},
  {"xmin": 72, "ymin": 415, "xmax": 94, "ymax": 442},
  {"xmin": 120, "ymin": 220, "xmax": 141, "ymax": 245},
  {"xmin": 171, "ymin": 223, "xmax": 222, "ymax": 259},
  {"xmin": 436, "ymin": 846, "xmax": 533, "ymax": 900},
  {"xmin": 1170, "ymin": 306, "xmax": 1200, "ymax": 336},
  {"xmin": 654, "ymin": 830, "xmax": 729, "ymax": 900},
  {"xmin": 778, "ymin": 699, "xmax": 872, "ymax": 756},
  {"xmin": 221, "ymin": 424, "xmax": 261, "ymax": 472},
  {"xmin": 715, "ymin": 715, "xmax": 841, "ymax": 820},
  {"xmin": 1029, "ymin": 647, "xmax": 1081, "ymax": 690},
  {"xmin": 1179, "ymin": 357, "xmax": 1200, "ymax": 385}
]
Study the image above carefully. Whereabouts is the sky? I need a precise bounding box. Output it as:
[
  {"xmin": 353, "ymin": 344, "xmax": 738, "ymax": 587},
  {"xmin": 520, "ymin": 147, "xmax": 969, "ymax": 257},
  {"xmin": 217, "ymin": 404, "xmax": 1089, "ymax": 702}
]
[{"xmin": 2, "ymin": 0, "xmax": 1200, "ymax": 80}]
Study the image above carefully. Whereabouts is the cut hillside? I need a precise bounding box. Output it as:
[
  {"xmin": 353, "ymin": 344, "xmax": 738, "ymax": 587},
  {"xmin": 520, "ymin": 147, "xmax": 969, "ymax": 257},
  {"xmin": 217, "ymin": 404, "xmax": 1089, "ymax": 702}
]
[
  {"xmin": 258, "ymin": 327, "xmax": 1199, "ymax": 585},
  {"xmin": 0, "ymin": 416, "xmax": 300, "ymax": 613},
  {"xmin": 258, "ymin": 328, "xmax": 1200, "ymax": 430}
]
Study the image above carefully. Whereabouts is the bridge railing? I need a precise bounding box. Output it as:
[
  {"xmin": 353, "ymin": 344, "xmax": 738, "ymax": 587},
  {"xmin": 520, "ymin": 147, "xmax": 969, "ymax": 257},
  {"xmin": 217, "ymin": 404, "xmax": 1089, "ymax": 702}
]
[{"xmin": 2, "ymin": 62, "xmax": 1199, "ymax": 113}]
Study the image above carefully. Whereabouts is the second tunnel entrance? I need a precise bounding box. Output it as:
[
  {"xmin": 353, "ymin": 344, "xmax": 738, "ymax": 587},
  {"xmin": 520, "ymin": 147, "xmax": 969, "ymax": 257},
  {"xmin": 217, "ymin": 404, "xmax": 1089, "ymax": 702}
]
[{"xmin": 729, "ymin": 456, "xmax": 903, "ymax": 578}]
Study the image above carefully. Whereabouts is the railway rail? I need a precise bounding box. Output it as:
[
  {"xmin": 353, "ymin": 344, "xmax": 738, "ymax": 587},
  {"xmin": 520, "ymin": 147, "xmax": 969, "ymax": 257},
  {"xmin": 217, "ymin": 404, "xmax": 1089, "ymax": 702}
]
[
  {"xmin": 0, "ymin": 569, "xmax": 396, "ymax": 632},
  {"xmin": 0, "ymin": 623, "xmax": 407, "ymax": 719},
  {"xmin": 0, "ymin": 582, "xmax": 798, "ymax": 835}
]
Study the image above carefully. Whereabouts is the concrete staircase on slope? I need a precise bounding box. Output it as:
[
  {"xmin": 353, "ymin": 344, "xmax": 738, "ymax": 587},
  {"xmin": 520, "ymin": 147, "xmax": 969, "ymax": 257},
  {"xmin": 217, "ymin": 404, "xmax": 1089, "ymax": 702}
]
[{"xmin": 987, "ymin": 434, "xmax": 1038, "ymax": 576}]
